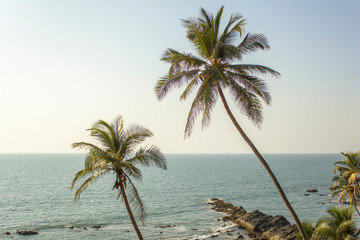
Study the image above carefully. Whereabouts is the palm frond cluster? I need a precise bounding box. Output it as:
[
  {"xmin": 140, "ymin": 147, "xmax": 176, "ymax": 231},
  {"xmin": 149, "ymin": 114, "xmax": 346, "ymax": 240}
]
[
  {"xmin": 296, "ymin": 206, "xmax": 359, "ymax": 240},
  {"xmin": 331, "ymin": 151, "xmax": 360, "ymax": 215},
  {"xmin": 155, "ymin": 6, "xmax": 279, "ymax": 138}
]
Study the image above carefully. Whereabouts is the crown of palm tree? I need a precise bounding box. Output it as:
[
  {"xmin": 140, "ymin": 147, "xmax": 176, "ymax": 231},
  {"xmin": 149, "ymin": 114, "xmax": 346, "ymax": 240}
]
[
  {"xmin": 71, "ymin": 116, "xmax": 167, "ymax": 222},
  {"xmin": 155, "ymin": 6, "xmax": 279, "ymax": 137}
]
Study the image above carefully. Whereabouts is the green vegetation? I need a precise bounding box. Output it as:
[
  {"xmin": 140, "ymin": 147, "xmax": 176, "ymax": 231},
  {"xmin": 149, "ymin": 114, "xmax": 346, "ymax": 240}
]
[
  {"xmin": 296, "ymin": 206, "xmax": 359, "ymax": 240},
  {"xmin": 154, "ymin": 6, "xmax": 306, "ymax": 240},
  {"xmin": 331, "ymin": 151, "xmax": 360, "ymax": 215},
  {"xmin": 71, "ymin": 116, "xmax": 167, "ymax": 240}
]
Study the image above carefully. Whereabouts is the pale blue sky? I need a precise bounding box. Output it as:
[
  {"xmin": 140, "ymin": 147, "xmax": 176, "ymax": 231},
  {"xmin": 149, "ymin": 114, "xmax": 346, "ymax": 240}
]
[{"xmin": 0, "ymin": 0, "xmax": 359, "ymax": 153}]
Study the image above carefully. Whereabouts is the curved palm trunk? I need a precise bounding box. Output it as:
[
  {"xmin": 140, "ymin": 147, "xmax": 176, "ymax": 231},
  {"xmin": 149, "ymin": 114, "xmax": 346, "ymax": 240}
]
[
  {"xmin": 216, "ymin": 85, "xmax": 307, "ymax": 240},
  {"xmin": 119, "ymin": 177, "xmax": 143, "ymax": 240}
]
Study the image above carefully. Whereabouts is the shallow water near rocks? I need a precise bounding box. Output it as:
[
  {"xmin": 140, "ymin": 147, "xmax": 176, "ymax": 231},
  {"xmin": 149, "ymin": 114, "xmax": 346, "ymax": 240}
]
[{"xmin": 0, "ymin": 153, "xmax": 341, "ymax": 239}]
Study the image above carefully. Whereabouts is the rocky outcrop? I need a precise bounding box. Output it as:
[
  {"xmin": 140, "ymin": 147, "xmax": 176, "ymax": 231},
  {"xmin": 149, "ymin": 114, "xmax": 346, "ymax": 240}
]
[{"xmin": 208, "ymin": 198, "xmax": 298, "ymax": 240}]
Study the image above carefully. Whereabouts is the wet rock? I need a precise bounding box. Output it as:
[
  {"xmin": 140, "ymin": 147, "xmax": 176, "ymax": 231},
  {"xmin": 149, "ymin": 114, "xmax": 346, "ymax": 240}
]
[
  {"xmin": 3, "ymin": 232, "xmax": 11, "ymax": 235},
  {"xmin": 209, "ymin": 198, "xmax": 298, "ymax": 240},
  {"xmin": 91, "ymin": 225, "xmax": 102, "ymax": 229},
  {"xmin": 304, "ymin": 194, "xmax": 309, "ymax": 196},
  {"xmin": 17, "ymin": 230, "xmax": 38, "ymax": 235},
  {"xmin": 306, "ymin": 189, "xmax": 318, "ymax": 192},
  {"xmin": 157, "ymin": 224, "xmax": 176, "ymax": 228}
]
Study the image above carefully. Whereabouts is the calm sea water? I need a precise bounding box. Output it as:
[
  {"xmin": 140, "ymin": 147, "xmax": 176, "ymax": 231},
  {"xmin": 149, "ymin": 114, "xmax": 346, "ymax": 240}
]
[{"xmin": 0, "ymin": 153, "xmax": 342, "ymax": 239}]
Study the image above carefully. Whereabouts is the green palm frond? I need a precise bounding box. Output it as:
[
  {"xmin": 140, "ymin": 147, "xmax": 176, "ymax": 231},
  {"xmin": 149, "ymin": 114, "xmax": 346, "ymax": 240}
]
[
  {"xmin": 225, "ymin": 71, "xmax": 272, "ymax": 105},
  {"xmin": 126, "ymin": 146, "xmax": 167, "ymax": 170},
  {"xmin": 179, "ymin": 75, "xmax": 201, "ymax": 101},
  {"xmin": 296, "ymin": 221, "xmax": 316, "ymax": 240},
  {"xmin": 156, "ymin": 70, "xmax": 201, "ymax": 101},
  {"xmin": 237, "ymin": 33, "xmax": 270, "ymax": 58},
  {"xmin": 184, "ymin": 91, "xmax": 203, "ymax": 138},
  {"xmin": 120, "ymin": 124, "xmax": 153, "ymax": 157},
  {"xmin": 220, "ymin": 12, "xmax": 245, "ymax": 43},
  {"xmin": 72, "ymin": 168, "xmax": 110, "ymax": 202},
  {"xmin": 125, "ymin": 176, "xmax": 147, "ymax": 223},
  {"xmin": 72, "ymin": 141, "xmax": 105, "ymax": 152},
  {"xmin": 161, "ymin": 48, "xmax": 207, "ymax": 71},
  {"xmin": 228, "ymin": 64, "xmax": 280, "ymax": 78},
  {"xmin": 122, "ymin": 163, "xmax": 143, "ymax": 182},
  {"xmin": 183, "ymin": 75, "xmax": 217, "ymax": 137},
  {"xmin": 201, "ymin": 77, "xmax": 218, "ymax": 129},
  {"xmin": 227, "ymin": 79, "xmax": 263, "ymax": 127}
]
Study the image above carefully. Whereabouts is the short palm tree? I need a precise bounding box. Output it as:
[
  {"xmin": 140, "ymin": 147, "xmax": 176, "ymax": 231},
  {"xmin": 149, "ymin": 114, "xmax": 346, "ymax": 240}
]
[
  {"xmin": 331, "ymin": 151, "xmax": 360, "ymax": 215},
  {"xmin": 71, "ymin": 116, "xmax": 167, "ymax": 240},
  {"xmin": 315, "ymin": 206, "xmax": 359, "ymax": 240},
  {"xmin": 296, "ymin": 222, "xmax": 317, "ymax": 240},
  {"xmin": 331, "ymin": 176, "xmax": 360, "ymax": 216},
  {"xmin": 155, "ymin": 6, "xmax": 306, "ymax": 239},
  {"xmin": 297, "ymin": 207, "xmax": 359, "ymax": 240}
]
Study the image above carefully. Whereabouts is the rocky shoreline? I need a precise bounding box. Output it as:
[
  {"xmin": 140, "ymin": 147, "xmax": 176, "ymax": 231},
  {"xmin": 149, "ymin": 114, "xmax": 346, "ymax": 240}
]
[{"xmin": 207, "ymin": 198, "xmax": 298, "ymax": 240}]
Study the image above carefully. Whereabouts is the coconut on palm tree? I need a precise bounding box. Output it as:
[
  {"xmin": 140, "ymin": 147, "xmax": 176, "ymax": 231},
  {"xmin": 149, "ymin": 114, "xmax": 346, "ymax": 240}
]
[
  {"xmin": 71, "ymin": 116, "xmax": 167, "ymax": 240},
  {"xmin": 331, "ymin": 151, "xmax": 360, "ymax": 215},
  {"xmin": 155, "ymin": 6, "xmax": 306, "ymax": 239}
]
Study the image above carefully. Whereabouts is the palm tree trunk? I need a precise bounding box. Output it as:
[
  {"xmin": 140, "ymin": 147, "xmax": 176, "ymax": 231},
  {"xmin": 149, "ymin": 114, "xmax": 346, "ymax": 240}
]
[
  {"xmin": 119, "ymin": 176, "xmax": 144, "ymax": 240},
  {"xmin": 216, "ymin": 85, "xmax": 307, "ymax": 240}
]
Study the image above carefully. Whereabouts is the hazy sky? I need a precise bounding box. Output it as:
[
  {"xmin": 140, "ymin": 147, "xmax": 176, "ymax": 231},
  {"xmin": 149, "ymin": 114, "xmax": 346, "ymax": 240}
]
[{"xmin": 0, "ymin": 0, "xmax": 359, "ymax": 153}]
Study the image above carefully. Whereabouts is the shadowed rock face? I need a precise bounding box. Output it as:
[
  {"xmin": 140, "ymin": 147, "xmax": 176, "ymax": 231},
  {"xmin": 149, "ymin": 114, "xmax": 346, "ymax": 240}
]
[{"xmin": 208, "ymin": 198, "xmax": 298, "ymax": 240}]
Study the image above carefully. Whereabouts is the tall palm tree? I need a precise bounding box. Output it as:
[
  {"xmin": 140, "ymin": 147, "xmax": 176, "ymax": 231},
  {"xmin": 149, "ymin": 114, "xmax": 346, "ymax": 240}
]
[
  {"xmin": 331, "ymin": 151, "xmax": 360, "ymax": 215},
  {"xmin": 71, "ymin": 116, "xmax": 167, "ymax": 240},
  {"xmin": 154, "ymin": 6, "xmax": 307, "ymax": 239}
]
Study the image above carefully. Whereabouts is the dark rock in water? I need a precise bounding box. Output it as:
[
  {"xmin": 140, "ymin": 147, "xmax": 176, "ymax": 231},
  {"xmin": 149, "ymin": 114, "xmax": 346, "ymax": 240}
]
[
  {"xmin": 4, "ymin": 232, "xmax": 11, "ymax": 235},
  {"xmin": 91, "ymin": 225, "xmax": 102, "ymax": 229},
  {"xmin": 343, "ymin": 200, "xmax": 350, "ymax": 204},
  {"xmin": 304, "ymin": 194, "xmax": 309, "ymax": 196},
  {"xmin": 17, "ymin": 230, "xmax": 38, "ymax": 235},
  {"xmin": 306, "ymin": 189, "xmax": 318, "ymax": 192},
  {"xmin": 319, "ymin": 194, "xmax": 327, "ymax": 196},
  {"xmin": 157, "ymin": 224, "xmax": 176, "ymax": 228},
  {"xmin": 82, "ymin": 227, "xmax": 88, "ymax": 230}
]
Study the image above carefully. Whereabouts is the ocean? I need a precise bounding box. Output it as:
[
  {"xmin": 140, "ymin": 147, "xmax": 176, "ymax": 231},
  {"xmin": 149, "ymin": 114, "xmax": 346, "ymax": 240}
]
[{"xmin": 0, "ymin": 153, "xmax": 342, "ymax": 239}]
